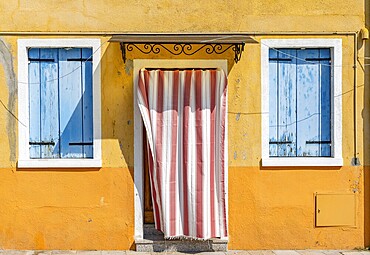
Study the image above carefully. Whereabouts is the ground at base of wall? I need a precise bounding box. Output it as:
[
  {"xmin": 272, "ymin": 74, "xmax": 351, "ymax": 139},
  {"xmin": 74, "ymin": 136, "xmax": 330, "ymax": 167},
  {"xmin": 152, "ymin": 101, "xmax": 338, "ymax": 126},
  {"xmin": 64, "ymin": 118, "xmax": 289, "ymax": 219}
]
[{"xmin": 0, "ymin": 250, "xmax": 370, "ymax": 255}]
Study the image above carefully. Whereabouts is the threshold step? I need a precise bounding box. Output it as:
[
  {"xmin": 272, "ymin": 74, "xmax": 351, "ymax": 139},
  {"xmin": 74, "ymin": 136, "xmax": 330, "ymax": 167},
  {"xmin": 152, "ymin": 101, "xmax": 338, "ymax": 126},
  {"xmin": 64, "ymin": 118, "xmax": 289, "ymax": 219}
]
[{"xmin": 137, "ymin": 224, "xmax": 228, "ymax": 252}]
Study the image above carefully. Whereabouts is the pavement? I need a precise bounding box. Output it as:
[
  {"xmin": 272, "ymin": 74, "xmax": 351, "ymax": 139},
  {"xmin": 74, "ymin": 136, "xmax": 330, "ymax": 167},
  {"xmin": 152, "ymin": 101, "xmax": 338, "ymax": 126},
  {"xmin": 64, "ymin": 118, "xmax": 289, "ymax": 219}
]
[{"xmin": 1, "ymin": 251, "xmax": 370, "ymax": 255}]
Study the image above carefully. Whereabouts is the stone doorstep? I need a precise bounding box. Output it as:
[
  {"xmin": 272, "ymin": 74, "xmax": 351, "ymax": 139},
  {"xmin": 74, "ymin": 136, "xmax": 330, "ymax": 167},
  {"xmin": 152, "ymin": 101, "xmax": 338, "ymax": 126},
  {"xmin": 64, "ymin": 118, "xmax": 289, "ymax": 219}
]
[
  {"xmin": 139, "ymin": 224, "xmax": 228, "ymax": 252},
  {"xmin": 143, "ymin": 225, "xmax": 163, "ymax": 236},
  {"xmin": 135, "ymin": 237, "xmax": 228, "ymax": 252}
]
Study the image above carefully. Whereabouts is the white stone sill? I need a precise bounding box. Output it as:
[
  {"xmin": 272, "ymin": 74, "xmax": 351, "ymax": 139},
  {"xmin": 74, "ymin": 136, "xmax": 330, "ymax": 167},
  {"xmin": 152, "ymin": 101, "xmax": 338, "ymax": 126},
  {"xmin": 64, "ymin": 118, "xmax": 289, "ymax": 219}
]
[
  {"xmin": 262, "ymin": 157, "xmax": 343, "ymax": 167},
  {"xmin": 17, "ymin": 159, "xmax": 102, "ymax": 168}
]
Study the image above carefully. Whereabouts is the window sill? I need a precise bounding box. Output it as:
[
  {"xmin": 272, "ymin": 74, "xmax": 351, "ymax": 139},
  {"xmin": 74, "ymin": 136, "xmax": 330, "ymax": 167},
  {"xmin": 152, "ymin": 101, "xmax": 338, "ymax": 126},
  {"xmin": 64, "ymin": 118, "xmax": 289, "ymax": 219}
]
[
  {"xmin": 262, "ymin": 157, "xmax": 343, "ymax": 167},
  {"xmin": 17, "ymin": 159, "xmax": 102, "ymax": 169}
]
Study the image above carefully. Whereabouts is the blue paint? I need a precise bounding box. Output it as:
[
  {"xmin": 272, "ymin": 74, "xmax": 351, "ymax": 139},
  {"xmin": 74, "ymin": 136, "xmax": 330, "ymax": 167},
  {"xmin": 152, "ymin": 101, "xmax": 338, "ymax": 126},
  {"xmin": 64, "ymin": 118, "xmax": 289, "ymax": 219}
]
[
  {"xmin": 40, "ymin": 48, "xmax": 59, "ymax": 158},
  {"xmin": 28, "ymin": 48, "xmax": 93, "ymax": 159},
  {"xmin": 269, "ymin": 48, "xmax": 331, "ymax": 157},
  {"xmin": 269, "ymin": 49, "xmax": 278, "ymax": 156},
  {"xmin": 29, "ymin": 48, "xmax": 41, "ymax": 158},
  {"xmin": 82, "ymin": 48, "xmax": 93, "ymax": 158}
]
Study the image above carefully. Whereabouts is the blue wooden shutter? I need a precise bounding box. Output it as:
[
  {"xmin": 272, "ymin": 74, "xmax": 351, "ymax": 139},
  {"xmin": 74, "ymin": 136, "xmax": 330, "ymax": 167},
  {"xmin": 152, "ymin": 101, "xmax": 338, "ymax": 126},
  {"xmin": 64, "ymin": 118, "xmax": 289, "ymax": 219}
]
[
  {"xmin": 269, "ymin": 48, "xmax": 331, "ymax": 157},
  {"xmin": 319, "ymin": 49, "xmax": 331, "ymax": 156},
  {"xmin": 81, "ymin": 48, "xmax": 93, "ymax": 158},
  {"xmin": 29, "ymin": 48, "xmax": 60, "ymax": 158},
  {"xmin": 59, "ymin": 48, "xmax": 93, "ymax": 158},
  {"xmin": 29, "ymin": 48, "xmax": 93, "ymax": 159},
  {"xmin": 29, "ymin": 48, "xmax": 41, "ymax": 158},
  {"xmin": 296, "ymin": 49, "xmax": 331, "ymax": 157},
  {"xmin": 269, "ymin": 49, "xmax": 297, "ymax": 156},
  {"xmin": 269, "ymin": 49, "xmax": 278, "ymax": 156}
]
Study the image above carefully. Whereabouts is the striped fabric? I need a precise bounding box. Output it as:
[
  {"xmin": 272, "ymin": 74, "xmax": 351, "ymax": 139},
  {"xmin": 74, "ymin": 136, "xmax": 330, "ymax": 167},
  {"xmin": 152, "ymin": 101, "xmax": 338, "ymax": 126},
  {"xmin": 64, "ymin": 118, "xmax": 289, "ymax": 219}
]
[{"xmin": 137, "ymin": 68, "xmax": 228, "ymax": 239}]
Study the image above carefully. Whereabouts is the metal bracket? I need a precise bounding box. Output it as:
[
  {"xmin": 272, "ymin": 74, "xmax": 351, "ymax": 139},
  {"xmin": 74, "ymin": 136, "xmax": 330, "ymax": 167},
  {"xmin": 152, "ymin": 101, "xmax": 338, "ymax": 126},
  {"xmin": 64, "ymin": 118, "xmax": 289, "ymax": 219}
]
[{"xmin": 120, "ymin": 42, "xmax": 245, "ymax": 64}]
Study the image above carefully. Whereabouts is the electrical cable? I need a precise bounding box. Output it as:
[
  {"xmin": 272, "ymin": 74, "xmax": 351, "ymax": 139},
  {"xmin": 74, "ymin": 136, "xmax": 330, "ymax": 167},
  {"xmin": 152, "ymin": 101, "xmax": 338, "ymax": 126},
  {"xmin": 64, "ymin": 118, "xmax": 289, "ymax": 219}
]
[{"xmin": 0, "ymin": 38, "xmax": 367, "ymax": 127}]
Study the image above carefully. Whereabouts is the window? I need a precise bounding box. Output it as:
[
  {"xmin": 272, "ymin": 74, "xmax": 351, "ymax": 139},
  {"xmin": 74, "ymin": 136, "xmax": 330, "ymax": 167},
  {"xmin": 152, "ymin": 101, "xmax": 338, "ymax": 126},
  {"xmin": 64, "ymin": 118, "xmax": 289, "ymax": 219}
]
[
  {"xmin": 261, "ymin": 39, "xmax": 343, "ymax": 167},
  {"xmin": 18, "ymin": 39, "xmax": 101, "ymax": 168},
  {"xmin": 269, "ymin": 48, "xmax": 331, "ymax": 157}
]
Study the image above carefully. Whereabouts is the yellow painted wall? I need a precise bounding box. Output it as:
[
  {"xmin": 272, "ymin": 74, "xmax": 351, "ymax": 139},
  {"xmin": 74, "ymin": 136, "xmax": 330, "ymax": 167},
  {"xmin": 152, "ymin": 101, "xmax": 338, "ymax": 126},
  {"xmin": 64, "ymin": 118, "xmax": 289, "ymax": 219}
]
[
  {"xmin": 228, "ymin": 34, "xmax": 366, "ymax": 249},
  {"xmin": 0, "ymin": 0, "xmax": 364, "ymax": 33},
  {"xmin": 0, "ymin": 39, "xmax": 136, "ymax": 250},
  {"xmin": 0, "ymin": 0, "xmax": 367, "ymax": 250}
]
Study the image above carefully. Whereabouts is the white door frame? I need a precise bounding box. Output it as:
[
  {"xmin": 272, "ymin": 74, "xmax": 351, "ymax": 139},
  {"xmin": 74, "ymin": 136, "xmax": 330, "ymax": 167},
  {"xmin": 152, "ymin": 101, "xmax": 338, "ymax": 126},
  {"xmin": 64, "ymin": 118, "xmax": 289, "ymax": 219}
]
[{"xmin": 133, "ymin": 59, "xmax": 228, "ymax": 239}]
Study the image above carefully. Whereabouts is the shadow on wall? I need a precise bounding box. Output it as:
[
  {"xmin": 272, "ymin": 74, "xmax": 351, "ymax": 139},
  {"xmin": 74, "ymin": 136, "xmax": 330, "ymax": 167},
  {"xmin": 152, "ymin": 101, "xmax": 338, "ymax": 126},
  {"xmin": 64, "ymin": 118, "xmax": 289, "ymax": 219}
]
[
  {"xmin": 0, "ymin": 38, "xmax": 17, "ymax": 164},
  {"xmin": 100, "ymin": 42, "xmax": 136, "ymax": 179},
  {"xmin": 364, "ymin": 0, "xmax": 370, "ymax": 247},
  {"xmin": 17, "ymin": 42, "xmax": 136, "ymax": 182},
  {"xmin": 16, "ymin": 40, "xmax": 236, "ymax": 179},
  {"xmin": 99, "ymin": 41, "xmax": 236, "ymax": 177}
]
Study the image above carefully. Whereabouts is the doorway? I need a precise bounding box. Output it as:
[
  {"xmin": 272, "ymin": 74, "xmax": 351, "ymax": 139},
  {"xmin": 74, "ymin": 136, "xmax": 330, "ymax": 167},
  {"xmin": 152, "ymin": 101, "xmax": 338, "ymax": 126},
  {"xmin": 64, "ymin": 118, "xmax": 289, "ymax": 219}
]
[{"xmin": 133, "ymin": 59, "xmax": 228, "ymax": 239}]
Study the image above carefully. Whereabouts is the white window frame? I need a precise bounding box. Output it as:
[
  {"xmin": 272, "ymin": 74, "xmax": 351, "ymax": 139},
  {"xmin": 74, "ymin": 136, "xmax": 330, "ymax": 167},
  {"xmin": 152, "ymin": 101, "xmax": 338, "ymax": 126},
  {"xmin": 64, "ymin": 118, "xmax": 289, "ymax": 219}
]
[
  {"xmin": 261, "ymin": 39, "xmax": 343, "ymax": 167},
  {"xmin": 17, "ymin": 39, "xmax": 102, "ymax": 168}
]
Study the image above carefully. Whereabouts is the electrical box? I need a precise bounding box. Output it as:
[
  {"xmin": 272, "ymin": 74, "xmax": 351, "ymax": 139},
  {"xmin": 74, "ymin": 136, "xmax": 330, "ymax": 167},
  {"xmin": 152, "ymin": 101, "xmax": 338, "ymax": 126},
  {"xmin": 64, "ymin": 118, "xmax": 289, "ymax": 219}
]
[{"xmin": 315, "ymin": 193, "xmax": 356, "ymax": 227}]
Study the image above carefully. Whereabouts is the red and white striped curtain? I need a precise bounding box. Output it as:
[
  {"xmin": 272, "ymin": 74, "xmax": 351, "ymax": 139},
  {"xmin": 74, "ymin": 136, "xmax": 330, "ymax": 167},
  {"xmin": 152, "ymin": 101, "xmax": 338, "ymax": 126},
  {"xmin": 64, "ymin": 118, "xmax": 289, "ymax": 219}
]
[{"xmin": 137, "ymin": 68, "xmax": 228, "ymax": 239}]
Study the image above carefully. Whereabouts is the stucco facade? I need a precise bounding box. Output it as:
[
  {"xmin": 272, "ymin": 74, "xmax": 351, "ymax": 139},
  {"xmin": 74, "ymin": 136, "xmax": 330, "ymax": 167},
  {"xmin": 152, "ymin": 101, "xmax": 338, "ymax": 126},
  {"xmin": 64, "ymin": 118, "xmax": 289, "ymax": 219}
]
[{"xmin": 0, "ymin": 0, "xmax": 368, "ymax": 250}]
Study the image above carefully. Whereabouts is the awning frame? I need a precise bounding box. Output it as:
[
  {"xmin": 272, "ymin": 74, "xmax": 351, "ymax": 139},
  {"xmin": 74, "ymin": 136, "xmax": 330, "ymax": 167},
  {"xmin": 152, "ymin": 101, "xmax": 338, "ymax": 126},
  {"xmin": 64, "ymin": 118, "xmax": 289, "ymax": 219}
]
[{"xmin": 109, "ymin": 33, "xmax": 257, "ymax": 64}]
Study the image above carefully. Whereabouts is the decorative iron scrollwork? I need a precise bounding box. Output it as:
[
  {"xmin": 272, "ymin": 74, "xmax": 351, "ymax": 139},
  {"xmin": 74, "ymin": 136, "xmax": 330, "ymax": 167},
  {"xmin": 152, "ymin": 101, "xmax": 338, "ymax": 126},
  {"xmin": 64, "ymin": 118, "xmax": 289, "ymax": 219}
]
[
  {"xmin": 120, "ymin": 42, "xmax": 245, "ymax": 64},
  {"xmin": 233, "ymin": 44, "xmax": 244, "ymax": 63}
]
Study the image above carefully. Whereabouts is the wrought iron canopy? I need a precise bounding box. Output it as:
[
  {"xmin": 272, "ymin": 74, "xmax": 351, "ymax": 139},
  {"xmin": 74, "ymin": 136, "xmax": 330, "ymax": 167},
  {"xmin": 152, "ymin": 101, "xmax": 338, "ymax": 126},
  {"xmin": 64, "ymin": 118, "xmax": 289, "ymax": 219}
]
[{"xmin": 109, "ymin": 33, "xmax": 257, "ymax": 64}]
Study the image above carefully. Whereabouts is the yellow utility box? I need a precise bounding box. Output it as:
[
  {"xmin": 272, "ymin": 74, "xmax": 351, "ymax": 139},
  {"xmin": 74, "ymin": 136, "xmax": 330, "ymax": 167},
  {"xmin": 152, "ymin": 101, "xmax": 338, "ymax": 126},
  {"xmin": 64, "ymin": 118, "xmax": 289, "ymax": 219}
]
[{"xmin": 315, "ymin": 193, "xmax": 356, "ymax": 227}]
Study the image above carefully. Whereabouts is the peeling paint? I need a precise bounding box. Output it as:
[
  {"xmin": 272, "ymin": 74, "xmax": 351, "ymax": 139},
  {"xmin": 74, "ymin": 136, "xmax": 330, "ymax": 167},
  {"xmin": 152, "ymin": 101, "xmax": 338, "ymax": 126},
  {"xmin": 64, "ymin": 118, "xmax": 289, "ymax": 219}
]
[
  {"xmin": 241, "ymin": 151, "xmax": 247, "ymax": 160},
  {"xmin": 125, "ymin": 59, "xmax": 133, "ymax": 75},
  {"xmin": 350, "ymin": 169, "xmax": 362, "ymax": 194},
  {"xmin": 100, "ymin": 197, "xmax": 105, "ymax": 205},
  {"xmin": 0, "ymin": 38, "xmax": 16, "ymax": 162}
]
